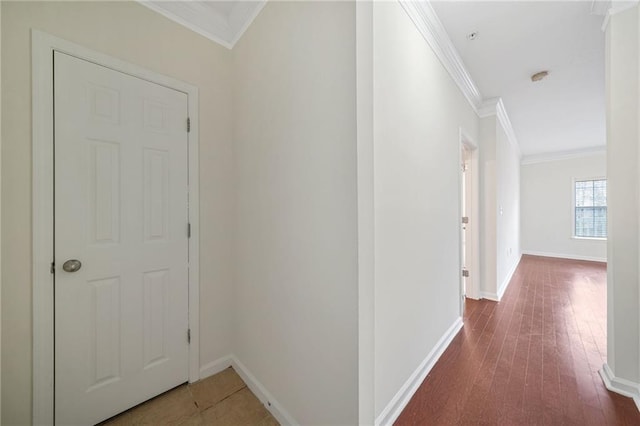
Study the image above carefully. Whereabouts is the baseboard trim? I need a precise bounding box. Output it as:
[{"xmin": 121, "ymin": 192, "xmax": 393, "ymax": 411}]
[
  {"xmin": 198, "ymin": 355, "xmax": 298, "ymax": 425},
  {"xmin": 522, "ymin": 250, "xmax": 606, "ymax": 263},
  {"xmin": 497, "ymin": 253, "xmax": 522, "ymax": 300},
  {"xmin": 375, "ymin": 317, "xmax": 464, "ymax": 426},
  {"xmin": 199, "ymin": 355, "xmax": 234, "ymax": 380},
  {"xmin": 231, "ymin": 356, "xmax": 299, "ymax": 426},
  {"xmin": 479, "ymin": 291, "xmax": 499, "ymax": 302},
  {"xmin": 479, "ymin": 254, "xmax": 522, "ymax": 303},
  {"xmin": 599, "ymin": 363, "xmax": 640, "ymax": 411}
]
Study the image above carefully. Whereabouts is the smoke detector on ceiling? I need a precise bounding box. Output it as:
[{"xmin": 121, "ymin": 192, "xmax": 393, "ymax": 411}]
[
  {"xmin": 531, "ymin": 71, "xmax": 549, "ymax": 82},
  {"xmin": 467, "ymin": 32, "xmax": 479, "ymax": 41}
]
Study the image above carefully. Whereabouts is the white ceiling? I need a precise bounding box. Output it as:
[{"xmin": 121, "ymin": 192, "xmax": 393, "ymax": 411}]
[
  {"xmin": 139, "ymin": 1, "xmax": 266, "ymax": 49},
  {"xmin": 431, "ymin": 1, "xmax": 605, "ymax": 157},
  {"xmin": 140, "ymin": 0, "xmax": 625, "ymax": 158}
]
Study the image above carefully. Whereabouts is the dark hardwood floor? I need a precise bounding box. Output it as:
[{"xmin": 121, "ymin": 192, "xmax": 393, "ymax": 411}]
[{"xmin": 395, "ymin": 255, "xmax": 640, "ymax": 425}]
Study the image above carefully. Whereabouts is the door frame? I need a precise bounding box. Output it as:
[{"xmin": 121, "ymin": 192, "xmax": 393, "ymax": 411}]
[
  {"xmin": 32, "ymin": 30, "xmax": 201, "ymax": 425},
  {"xmin": 459, "ymin": 128, "xmax": 480, "ymax": 305}
]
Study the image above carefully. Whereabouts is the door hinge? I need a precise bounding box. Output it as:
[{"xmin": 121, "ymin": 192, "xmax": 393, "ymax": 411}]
[
  {"xmin": 187, "ymin": 117, "xmax": 191, "ymax": 133},
  {"xmin": 462, "ymin": 269, "xmax": 469, "ymax": 278},
  {"xmin": 462, "ymin": 216, "xmax": 469, "ymax": 224},
  {"xmin": 187, "ymin": 328, "xmax": 191, "ymax": 344},
  {"xmin": 187, "ymin": 223, "xmax": 191, "ymax": 238},
  {"xmin": 50, "ymin": 262, "xmax": 55, "ymax": 274}
]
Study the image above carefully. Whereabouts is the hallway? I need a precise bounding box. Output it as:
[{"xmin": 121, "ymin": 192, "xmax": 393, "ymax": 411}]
[{"xmin": 395, "ymin": 255, "xmax": 640, "ymax": 425}]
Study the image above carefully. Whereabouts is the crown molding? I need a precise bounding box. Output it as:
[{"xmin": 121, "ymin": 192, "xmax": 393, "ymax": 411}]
[
  {"xmin": 495, "ymin": 100, "xmax": 521, "ymax": 159},
  {"xmin": 521, "ymin": 146, "xmax": 606, "ymax": 165},
  {"xmin": 228, "ymin": 1, "xmax": 268, "ymax": 46},
  {"xmin": 600, "ymin": 0, "xmax": 639, "ymax": 31},
  {"xmin": 399, "ymin": 1, "xmax": 523, "ymax": 157},
  {"xmin": 591, "ymin": 0, "xmax": 613, "ymax": 16},
  {"xmin": 478, "ymin": 98, "xmax": 522, "ymax": 159},
  {"xmin": 138, "ymin": 1, "xmax": 266, "ymax": 49},
  {"xmin": 399, "ymin": 0, "xmax": 483, "ymax": 114}
]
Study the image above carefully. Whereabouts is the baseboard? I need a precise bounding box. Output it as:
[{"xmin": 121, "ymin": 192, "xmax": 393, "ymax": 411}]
[
  {"xmin": 479, "ymin": 291, "xmax": 499, "ymax": 302},
  {"xmin": 599, "ymin": 363, "xmax": 640, "ymax": 411},
  {"xmin": 479, "ymin": 253, "xmax": 522, "ymax": 302},
  {"xmin": 375, "ymin": 317, "xmax": 464, "ymax": 426},
  {"xmin": 198, "ymin": 354, "xmax": 298, "ymax": 424},
  {"xmin": 198, "ymin": 355, "xmax": 234, "ymax": 380},
  {"xmin": 522, "ymin": 250, "xmax": 606, "ymax": 263},
  {"xmin": 231, "ymin": 355, "xmax": 299, "ymax": 426},
  {"xmin": 497, "ymin": 253, "xmax": 522, "ymax": 300}
]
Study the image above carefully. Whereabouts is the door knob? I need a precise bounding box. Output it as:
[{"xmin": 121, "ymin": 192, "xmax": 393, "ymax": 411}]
[{"xmin": 62, "ymin": 259, "xmax": 82, "ymax": 273}]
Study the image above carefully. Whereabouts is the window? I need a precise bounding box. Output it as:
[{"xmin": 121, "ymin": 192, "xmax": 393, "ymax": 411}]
[{"xmin": 574, "ymin": 179, "xmax": 607, "ymax": 238}]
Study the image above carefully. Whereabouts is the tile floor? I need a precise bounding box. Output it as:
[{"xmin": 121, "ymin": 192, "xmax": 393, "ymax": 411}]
[
  {"xmin": 395, "ymin": 255, "xmax": 640, "ymax": 425},
  {"xmin": 100, "ymin": 368, "xmax": 279, "ymax": 426}
]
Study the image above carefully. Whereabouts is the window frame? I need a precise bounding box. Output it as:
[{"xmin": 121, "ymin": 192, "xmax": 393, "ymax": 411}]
[{"xmin": 571, "ymin": 176, "xmax": 608, "ymax": 241}]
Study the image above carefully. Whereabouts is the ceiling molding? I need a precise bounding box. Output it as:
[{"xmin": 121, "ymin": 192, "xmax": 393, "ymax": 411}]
[
  {"xmin": 521, "ymin": 146, "xmax": 606, "ymax": 165},
  {"xmin": 591, "ymin": 0, "xmax": 613, "ymax": 16},
  {"xmin": 138, "ymin": 1, "xmax": 266, "ymax": 49},
  {"xmin": 400, "ymin": 1, "xmax": 523, "ymax": 156},
  {"xmin": 600, "ymin": 0, "xmax": 639, "ymax": 31},
  {"xmin": 479, "ymin": 98, "xmax": 522, "ymax": 159},
  {"xmin": 228, "ymin": 1, "xmax": 268, "ymax": 46},
  {"xmin": 477, "ymin": 97, "xmax": 500, "ymax": 118},
  {"xmin": 399, "ymin": 0, "xmax": 483, "ymax": 114}
]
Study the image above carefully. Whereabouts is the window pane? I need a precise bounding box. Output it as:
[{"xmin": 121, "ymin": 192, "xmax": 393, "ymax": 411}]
[
  {"xmin": 575, "ymin": 180, "xmax": 594, "ymax": 207},
  {"xmin": 576, "ymin": 207, "xmax": 594, "ymax": 237},
  {"xmin": 594, "ymin": 180, "xmax": 607, "ymax": 207},
  {"xmin": 574, "ymin": 179, "xmax": 607, "ymax": 238},
  {"xmin": 593, "ymin": 207, "xmax": 607, "ymax": 237}
]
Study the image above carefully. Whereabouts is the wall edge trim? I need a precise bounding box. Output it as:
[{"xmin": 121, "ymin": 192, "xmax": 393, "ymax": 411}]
[
  {"xmin": 521, "ymin": 146, "xmax": 606, "ymax": 165},
  {"xmin": 230, "ymin": 355, "xmax": 300, "ymax": 426},
  {"xmin": 199, "ymin": 355, "xmax": 234, "ymax": 380},
  {"xmin": 599, "ymin": 363, "xmax": 640, "ymax": 411},
  {"xmin": 522, "ymin": 250, "xmax": 607, "ymax": 263},
  {"xmin": 375, "ymin": 317, "xmax": 464, "ymax": 426},
  {"xmin": 497, "ymin": 253, "xmax": 522, "ymax": 300},
  {"xmin": 398, "ymin": 0, "xmax": 482, "ymax": 114}
]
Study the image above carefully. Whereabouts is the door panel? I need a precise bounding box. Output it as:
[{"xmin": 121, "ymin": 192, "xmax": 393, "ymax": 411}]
[{"xmin": 54, "ymin": 52, "xmax": 189, "ymax": 425}]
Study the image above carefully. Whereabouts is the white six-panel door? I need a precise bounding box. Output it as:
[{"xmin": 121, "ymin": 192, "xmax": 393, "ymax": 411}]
[{"xmin": 54, "ymin": 51, "xmax": 190, "ymax": 425}]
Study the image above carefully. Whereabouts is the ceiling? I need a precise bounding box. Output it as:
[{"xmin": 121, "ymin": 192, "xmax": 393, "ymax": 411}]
[
  {"xmin": 141, "ymin": 0, "xmax": 626, "ymax": 158},
  {"xmin": 139, "ymin": 1, "xmax": 265, "ymax": 49},
  {"xmin": 431, "ymin": 1, "xmax": 606, "ymax": 157}
]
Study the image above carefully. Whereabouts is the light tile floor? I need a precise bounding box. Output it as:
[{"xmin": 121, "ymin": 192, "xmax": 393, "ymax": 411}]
[{"xmin": 100, "ymin": 368, "xmax": 279, "ymax": 426}]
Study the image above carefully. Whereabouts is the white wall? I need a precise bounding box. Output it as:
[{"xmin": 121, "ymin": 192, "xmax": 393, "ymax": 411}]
[
  {"xmin": 0, "ymin": 2, "xmax": 3, "ymax": 419},
  {"xmin": 605, "ymin": 5, "xmax": 640, "ymax": 390},
  {"xmin": 479, "ymin": 115, "xmax": 521, "ymax": 300},
  {"xmin": 479, "ymin": 117, "xmax": 497, "ymax": 298},
  {"xmin": 521, "ymin": 154, "xmax": 607, "ymax": 262},
  {"xmin": 232, "ymin": 2, "xmax": 359, "ymax": 424},
  {"xmin": 1, "ymin": 3, "xmax": 234, "ymax": 423},
  {"xmin": 372, "ymin": 1, "xmax": 479, "ymax": 418},
  {"xmin": 356, "ymin": 1, "xmax": 375, "ymax": 423},
  {"xmin": 495, "ymin": 121, "xmax": 521, "ymax": 295}
]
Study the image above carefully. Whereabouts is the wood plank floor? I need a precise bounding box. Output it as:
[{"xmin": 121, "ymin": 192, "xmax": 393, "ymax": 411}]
[{"xmin": 395, "ymin": 255, "xmax": 640, "ymax": 425}]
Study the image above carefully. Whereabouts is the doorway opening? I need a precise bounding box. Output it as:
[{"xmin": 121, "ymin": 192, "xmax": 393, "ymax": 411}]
[{"xmin": 459, "ymin": 129, "xmax": 480, "ymax": 313}]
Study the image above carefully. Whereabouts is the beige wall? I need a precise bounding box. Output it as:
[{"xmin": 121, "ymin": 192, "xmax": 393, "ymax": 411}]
[
  {"xmin": 495, "ymin": 119, "xmax": 520, "ymax": 295},
  {"xmin": 606, "ymin": 5, "xmax": 640, "ymax": 385},
  {"xmin": 479, "ymin": 116, "xmax": 497, "ymax": 297},
  {"xmin": 1, "ymin": 2, "xmax": 234, "ymax": 423},
  {"xmin": 521, "ymin": 154, "xmax": 607, "ymax": 261},
  {"xmin": 232, "ymin": 2, "xmax": 359, "ymax": 424},
  {"xmin": 0, "ymin": 1, "xmax": 3, "ymax": 420},
  {"xmin": 478, "ymin": 114, "xmax": 521, "ymax": 299},
  {"xmin": 372, "ymin": 1, "xmax": 479, "ymax": 417}
]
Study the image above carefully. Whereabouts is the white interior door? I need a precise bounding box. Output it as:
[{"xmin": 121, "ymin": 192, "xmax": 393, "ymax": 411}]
[
  {"xmin": 54, "ymin": 51, "xmax": 190, "ymax": 425},
  {"xmin": 461, "ymin": 146, "xmax": 470, "ymax": 312}
]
